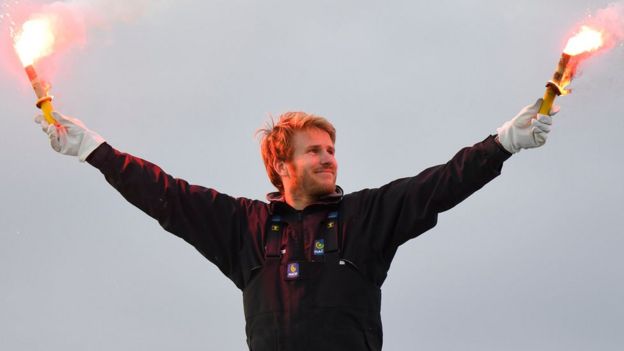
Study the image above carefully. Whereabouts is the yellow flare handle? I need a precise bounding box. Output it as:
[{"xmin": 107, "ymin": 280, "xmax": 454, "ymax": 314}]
[
  {"xmin": 39, "ymin": 99, "xmax": 57, "ymax": 125},
  {"xmin": 539, "ymin": 86, "xmax": 557, "ymax": 115}
]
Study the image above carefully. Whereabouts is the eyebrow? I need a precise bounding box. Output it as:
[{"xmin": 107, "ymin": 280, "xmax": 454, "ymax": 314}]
[{"xmin": 305, "ymin": 144, "xmax": 334, "ymax": 150}]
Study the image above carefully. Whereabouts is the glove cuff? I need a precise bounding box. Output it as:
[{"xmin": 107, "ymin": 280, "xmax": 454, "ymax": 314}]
[
  {"xmin": 496, "ymin": 121, "xmax": 520, "ymax": 154},
  {"xmin": 78, "ymin": 132, "xmax": 106, "ymax": 162}
]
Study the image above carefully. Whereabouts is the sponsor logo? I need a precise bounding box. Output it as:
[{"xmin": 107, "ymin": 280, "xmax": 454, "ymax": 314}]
[
  {"xmin": 314, "ymin": 239, "xmax": 325, "ymax": 256},
  {"xmin": 287, "ymin": 263, "xmax": 299, "ymax": 279}
]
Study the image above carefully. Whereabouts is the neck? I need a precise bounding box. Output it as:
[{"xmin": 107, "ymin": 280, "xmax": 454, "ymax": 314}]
[{"xmin": 283, "ymin": 188, "xmax": 316, "ymax": 210}]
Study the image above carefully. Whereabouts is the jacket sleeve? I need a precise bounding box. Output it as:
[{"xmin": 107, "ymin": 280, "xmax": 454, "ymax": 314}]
[
  {"xmin": 86, "ymin": 143, "xmax": 252, "ymax": 284},
  {"xmin": 351, "ymin": 135, "xmax": 511, "ymax": 265}
]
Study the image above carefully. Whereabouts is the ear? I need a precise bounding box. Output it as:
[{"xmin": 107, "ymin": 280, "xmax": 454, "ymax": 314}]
[{"xmin": 274, "ymin": 159, "xmax": 289, "ymax": 178}]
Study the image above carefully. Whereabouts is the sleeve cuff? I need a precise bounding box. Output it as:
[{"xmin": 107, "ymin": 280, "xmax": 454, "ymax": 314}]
[
  {"xmin": 86, "ymin": 142, "xmax": 114, "ymax": 169},
  {"xmin": 485, "ymin": 134, "xmax": 513, "ymax": 161}
]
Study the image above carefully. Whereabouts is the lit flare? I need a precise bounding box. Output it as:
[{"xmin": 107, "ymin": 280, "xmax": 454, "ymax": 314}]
[
  {"xmin": 12, "ymin": 15, "xmax": 58, "ymax": 124},
  {"xmin": 13, "ymin": 17, "xmax": 56, "ymax": 66},
  {"xmin": 563, "ymin": 25, "xmax": 604, "ymax": 56},
  {"xmin": 539, "ymin": 25, "xmax": 605, "ymax": 115}
]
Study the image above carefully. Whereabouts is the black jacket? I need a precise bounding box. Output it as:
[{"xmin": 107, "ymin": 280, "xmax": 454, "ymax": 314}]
[{"xmin": 87, "ymin": 135, "xmax": 511, "ymax": 350}]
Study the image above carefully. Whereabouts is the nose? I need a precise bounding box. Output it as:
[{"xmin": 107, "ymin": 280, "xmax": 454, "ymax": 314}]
[{"xmin": 320, "ymin": 150, "xmax": 335, "ymax": 167}]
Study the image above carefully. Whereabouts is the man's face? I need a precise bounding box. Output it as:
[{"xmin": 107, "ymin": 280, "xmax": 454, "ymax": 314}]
[{"xmin": 280, "ymin": 128, "xmax": 338, "ymax": 198}]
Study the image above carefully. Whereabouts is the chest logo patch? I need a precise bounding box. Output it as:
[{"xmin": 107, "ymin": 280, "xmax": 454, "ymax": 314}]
[
  {"xmin": 314, "ymin": 239, "xmax": 325, "ymax": 256},
  {"xmin": 286, "ymin": 262, "xmax": 300, "ymax": 279}
]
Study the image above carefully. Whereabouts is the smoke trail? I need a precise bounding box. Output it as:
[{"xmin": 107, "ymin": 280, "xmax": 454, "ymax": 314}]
[
  {"xmin": 577, "ymin": 2, "xmax": 624, "ymax": 51},
  {"xmin": 1, "ymin": 0, "xmax": 21, "ymax": 36},
  {"xmin": 7, "ymin": 0, "xmax": 169, "ymax": 63}
]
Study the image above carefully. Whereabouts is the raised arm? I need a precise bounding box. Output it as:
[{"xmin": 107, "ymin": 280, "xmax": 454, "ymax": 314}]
[
  {"xmin": 347, "ymin": 100, "xmax": 557, "ymax": 272},
  {"xmin": 34, "ymin": 111, "xmax": 260, "ymax": 287}
]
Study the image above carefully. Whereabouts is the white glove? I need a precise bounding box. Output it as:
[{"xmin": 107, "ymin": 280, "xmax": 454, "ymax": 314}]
[
  {"xmin": 496, "ymin": 99, "xmax": 558, "ymax": 154},
  {"xmin": 34, "ymin": 111, "xmax": 105, "ymax": 162}
]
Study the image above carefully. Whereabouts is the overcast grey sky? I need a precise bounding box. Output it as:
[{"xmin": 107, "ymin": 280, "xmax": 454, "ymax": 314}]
[{"xmin": 1, "ymin": 0, "xmax": 623, "ymax": 350}]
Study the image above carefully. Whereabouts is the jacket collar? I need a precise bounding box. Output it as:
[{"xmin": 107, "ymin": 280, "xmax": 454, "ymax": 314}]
[{"xmin": 266, "ymin": 186, "xmax": 344, "ymax": 206}]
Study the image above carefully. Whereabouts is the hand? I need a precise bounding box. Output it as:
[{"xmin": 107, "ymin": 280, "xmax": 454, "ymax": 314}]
[
  {"xmin": 496, "ymin": 99, "xmax": 559, "ymax": 154},
  {"xmin": 34, "ymin": 111, "xmax": 105, "ymax": 162}
]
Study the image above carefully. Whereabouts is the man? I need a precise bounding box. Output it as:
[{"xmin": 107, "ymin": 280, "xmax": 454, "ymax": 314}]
[{"xmin": 35, "ymin": 99, "xmax": 555, "ymax": 350}]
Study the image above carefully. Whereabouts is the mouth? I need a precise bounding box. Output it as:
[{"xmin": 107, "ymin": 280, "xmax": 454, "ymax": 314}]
[{"xmin": 315, "ymin": 169, "xmax": 335, "ymax": 175}]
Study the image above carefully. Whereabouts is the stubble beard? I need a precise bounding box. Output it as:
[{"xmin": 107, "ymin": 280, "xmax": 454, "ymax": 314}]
[
  {"xmin": 304, "ymin": 171, "xmax": 336, "ymax": 198},
  {"xmin": 288, "ymin": 164, "xmax": 337, "ymax": 201}
]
